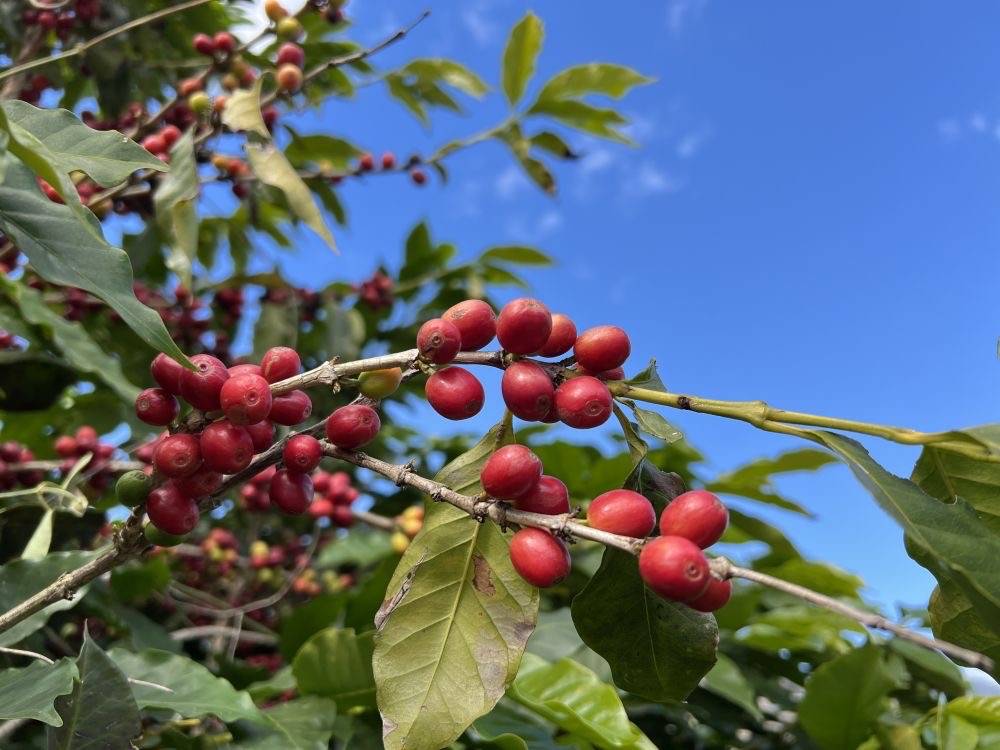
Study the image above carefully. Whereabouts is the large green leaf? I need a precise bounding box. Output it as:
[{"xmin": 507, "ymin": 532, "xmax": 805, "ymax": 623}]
[
  {"xmin": 945, "ymin": 696, "xmax": 1000, "ymax": 725},
  {"xmin": 0, "ymin": 159, "xmax": 189, "ymax": 364},
  {"xmin": 293, "ymin": 627, "xmax": 376, "ymax": 710},
  {"xmin": 0, "ymin": 350, "xmax": 76, "ymax": 410},
  {"xmin": 400, "ymin": 59, "xmax": 489, "ymax": 98},
  {"xmin": 887, "ymin": 638, "xmax": 966, "ymax": 697},
  {"xmin": 527, "ymin": 99, "xmax": 632, "ymax": 144},
  {"xmin": 502, "ymin": 12, "xmax": 544, "ymax": 105},
  {"xmin": 469, "ymin": 700, "xmax": 566, "ymax": 750},
  {"xmin": 284, "ymin": 129, "xmax": 361, "ymax": 170},
  {"xmin": 373, "ymin": 419, "xmax": 539, "ymax": 750},
  {"xmin": 278, "ymin": 592, "xmax": 347, "ymax": 660},
  {"xmin": 0, "ymin": 658, "xmax": 77, "ymax": 726},
  {"xmin": 221, "ymin": 77, "xmax": 268, "ymax": 137},
  {"xmin": 109, "ymin": 648, "xmax": 261, "ymax": 722},
  {"xmin": 797, "ymin": 643, "xmax": 897, "ymax": 750},
  {"xmin": 927, "ymin": 580, "xmax": 1000, "ymax": 670},
  {"xmin": 700, "ymin": 653, "xmax": 762, "ymax": 721},
  {"xmin": 534, "ymin": 64, "xmax": 652, "ymax": 104},
  {"xmin": 233, "ymin": 696, "xmax": 338, "ymax": 750},
  {"xmin": 153, "ymin": 128, "xmax": 199, "ymax": 289},
  {"xmin": 706, "ymin": 448, "xmax": 836, "ymax": 516}
]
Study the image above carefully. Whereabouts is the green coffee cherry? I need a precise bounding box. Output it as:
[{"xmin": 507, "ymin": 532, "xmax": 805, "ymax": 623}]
[
  {"xmin": 116, "ymin": 470, "xmax": 153, "ymax": 506},
  {"xmin": 144, "ymin": 524, "xmax": 185, "ymax": 547},
  {"xmin": 358, "ymin": 367, "xmax": 403, "ymax": 400}
]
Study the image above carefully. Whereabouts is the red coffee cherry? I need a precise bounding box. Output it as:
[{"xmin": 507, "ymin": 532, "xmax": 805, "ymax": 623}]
[
  {"xmin": 425, "ymin": 367, "xmax": 484, "ymax": 420},
  {"xmin": 358, "ymin": 152, "xmax": 375, "ymax": 171},
  {"xmin": 151, "ymin": 352, "xmax": 186, "ymax": 395},
  {"xmin": 326, "ymin": 404, "xmax": 381, "ymax": 449},
  {"xmin": 509, "ymin": 528, "xmax": 571, "ymax": 588},
  {"xmin": 381, "ymin": 151, "xmax": 396, "ymax": 169},
  {"xmin": 496, "ymin": 298, "xmax": 552, "ymax": 354},
  {"xmin": 283, "ymin": 434, "xmax": 323, "ymax": 471},
  {"xmin": 174, "ymin": 468, "xmax": 223, "ymax": 499},
  {"xmin": 54, "ymin": 435, "xmax": 77, "ymax": 458},
  {"xmin": 270, "ymin": 469, "xmax": 313, "ymax": 514},
  {"xmin": 192, "ymin": 33, "xmax": 216, "ymax": 56},
  {"xmin": 587, "ymin": 489, "xmax": 656, "ymax": 538},
  {"xmin": 180, "ymin": 354, "xmax": 230, "ymax": 411},
  {"xmin": 160, "ymin": 125, "xmax": 182, "ymax": 148},
  {"xmin": 538, "ymin": 313, "xmax": 577, "ymax": 357},
  {"xmin": 501, "ymin": 361, "xmax": 555, "ymax": 421},
  {"xmin": 276, "ymin": 42, "xmax": 304, "ymax": 67},
  {"xmin": 638, "ymin": 535, "xmax": 711, "ymax": 602},
  {"xmin": 200, "ymin": 421, "xmax": 254, "ymax": 474},
  {"xmin": 410, "ymin": 169, "xmax": 427, "ymax": 185},
  {"xmin": 658, "ymin": 490, "xmax": 729, "ymax": 549},
  {"xmin": 554, "ymin": 376, "xmax": 612, "ymax": 428},
  {"xmin": 688, "ymin": 577, "xmax": 732, "ymax": 612},
  {"xmin": 480, "ymin": 444, "xmax": 542, "ymax": 500},
  {"xmin": 574, "ymin": 325, "xmax": 631, "ymax": 373},
  {"xmin": 269, "ymin": 389, "xmax": 312, "ymax": 425},
  {"xmin": 443, "ymin": 299, "xmax": 496, "ymax": 351},
  {"xmin": 577, "ymin": 365, "xmax": 626, "ymax": 381},
  {"xmin": 147, "ymin": 483, "xmax": 199, "ymax": 535},
  {"xmin": 213, "ymin": 31, "xmax": 236, "ymax": 54},
  {"xmin": 329, "ymin": 503, "xmax": 354, "ymax": 527},
  {"xmin": 514, "ymin": 475, "xmax": 570, "ymax": 515},
  {"xmin": 135, "ymin": 387, "xmax": 179, "ymax": 426},
  {"xmin": 153, "ymin": 434, "xmax": 202, "ymax": 478},
  {"xmin": 260, "ymin": 346, "xmax": 301, "ymax": 383},
  {"xmin": 229, "ymin": 363, "xmax": 263, "ymax": 378},
  {"xmin": 75, "ymin": 426, "xmax": 99, "ymax": 453},
  {"xmin": 246, "ymin": 420, "xmax": 275, "ymax": 452},
  {"xmin": 219, "ymin": 373, "xmax": 273, "ymax": 425},
  {"xmin": 417, "ymin": 317, "xmax": 462, "ymax": 364}
]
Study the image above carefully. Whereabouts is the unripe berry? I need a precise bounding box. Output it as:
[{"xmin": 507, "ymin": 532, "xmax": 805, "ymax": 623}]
[
  {"xmin": 501, "ymin": 361, "xmax": 555, "ymax": 421},
  {"xmin": 276, "ymin": 42, "xmax": 304, "ymax": 67},
  {"xmin": 574, "ymin": 325, "xmax": 630, "ymax": 373},
  {"xmin": 260, "ymin": 346, "xmax": 301, "ymax": 383},
  {"xmin": 276, "ymin": 63, "xmax": 303, "ymax": 92},
  {"xmin": 276, "ymin": 16, "xmax": 302, "ymax": 40},
  {"xmin": 219, "ymin": 373, "xmax": 273, "ymax": 425},
  {"xmin": 283, "ymin": 434, "xmax": 322, "ymax": 472},
  {"xmin": 213, "ymin": 31, "xmax": 236, "ymax": 55},
  {"xmin": 180, "ymin": 354, "xmax": 230, "ymax": 411},
  {"xmin": 358, "ymin": 367, "xmax": 402, "ymax": 399},
  {"xmin": 326, "ymin": 404, "xmax": 381, "ymax": 449},
  {"xmin": 246, "ymin": 420, "xmax": 276, "ymax": 452},
  {"xmin": 497, "ymin": 298, "xmax": 552, "ymax": 354},
  {"xmin": 417, "ymin": 317, "xmax": 462, "ymax": 363},
  {"xmin": 509, "ymin": 528, "xmax": 570, "ymax": 587},
  {"xmin": 144, "ymin": 524, "xmax": 185, "ymax": 547},
  {"xmin": 189, "ymin": 91, "xmax": 212, "ymax": 115},
  {"xmin": 147, "ymin": 483, "xmax": 199, "ymax": 535},
  {"xmin": 443, "ymin": 299, "xmax": 496, "ymax": 351},
  {"xmin": 264, "ymin": 0, "xmax": 287, "ymax": 21},
  {"xmin": 480, "ymin": 444, "xmax": 542, "ymax": 500},
  {"xmin": 425, "ymin": 367, "xmax": 484, "ymax": 420},
  {"xmin": 390, "ymin": 531, "xmax": 409, "ymax": 554},
  {"xmin": 270, "ymin": 469, "xmax": 313, "ymax": 514},
  {"xmin": 193, "ymin": 33, "xmax": 216, "ymax": 56},
  {"xmin": 410, "ymin": 168, "xmax": 427, "ymax": 185},
  {"xmin": 538, "ymin": 313, "xmax": 577, "ymax": 357},
  {"xmin": 554, "ymin": 376, "xmax": 612, "ymax": 428},
  {"xmin": 587, "ymin": 489, "xmax": 656, "ymax": 538},
  {"xmin": 688, "ymin": 577, "xmax": 731, "ymax": 612},
  {"xmin": 514, "ymin": 475, "xmax": 570, "ymax": 515},
  {"xmin": 115, "ymin": 470, "xmax": 153, "ymax": 506},
  {"xmin": 200, "ymin": 421, "xmax": 254, "ymax": 474},
  {"xmin": 269, "ymin": 389, "xmax": 312, "ymax": 425},
  {"xmin": 174, "ymin": 468, "xmax": 223, "ymax": 498},
  {"xmin": 135, "ymin": 387, "xmax": 179, "ymax": 426},
  {"xmin": 153, "ymin": 434, "xmax": 202, "ymax": 478},
  {"xmin": 638, "ymin": 536, "xmax": 710, "ymax": 602},
  {"xmin": 658, "ymin": 490, "xmax": 729, "ymax": 549}
]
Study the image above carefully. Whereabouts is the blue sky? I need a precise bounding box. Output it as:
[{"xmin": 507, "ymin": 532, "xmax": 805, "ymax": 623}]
[{"xmin": 232, "ymin": 1, "xmax": 999, "ymax": 617}]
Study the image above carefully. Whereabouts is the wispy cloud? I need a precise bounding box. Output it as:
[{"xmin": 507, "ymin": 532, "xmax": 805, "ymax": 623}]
[
  {"xmin": 625, "ymin": 163, "xmax": 683, "ymax": 197},
  {"xmin": 676, "ymin": 126, "xmax": 713, "ymax": 159},
  {"xmin": 667, "ymin": 0, "xmax": 708, "ymax": 35},
  {"xmin": 461, "ymin": 1, "xmax": 498, "ymax": 47},
  {"xmin": 505, "ymin": 209, "xmax": 564, "ymax": 243},
  {"xmin": 494, "ymin": 165, "xmax": 530, "ymax": 200}
]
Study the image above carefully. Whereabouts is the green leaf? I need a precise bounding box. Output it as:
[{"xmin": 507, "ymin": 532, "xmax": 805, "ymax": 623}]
[
  {"xmin": 109, "ymin": 648, "xmax": 262, "ymax": 722},
  {"xmin": 401, "ymin": 59, "xmax": 489, "ymax": 98},
  {"xmin": 515, "ymin": 153, "xmax": 555, "ymax": 194},
  {"xmin": 22, "ymin": 509, "xmax": 53, "ymax": 561},
  {"xmin": 945, "ymin": 696, "xmax": 1000, "ymax": 725},
  {"xmin": 502, "ymin": 12, "xmax": 544, "ymax": 105},
  {"xmin": 623, "ymin": 401, "xmax": 683, "ymax": 444},
  {"xmin": 252, "ymin": 296, "xmax": 299, "ymax": 361},
  {"xmin": 0, "ymin": 550, "xmax": 99, "ymax": 647},
  {"xmin": 470, "ymin": 700, "xmax": 564, "ymax": 750},
  {"xmin": 222, "ymin": 77, "xmax": 269, "ymax": 137},
  {"xmin": 706, "ymin": 448, "xmax": 836, "ymax": 516},
  {"xmin": 153, "ymin": 128, "xmax": 199, "ymax": 289},
  {"xmin": 278, "ymin": 592, "xmax": 347, "ymax": 660},
  {"xmin": 0, "ymin": 350, "xmax": 76, "ymax": 410},
  {"xmin": 479, "ymin": 246, "xmax": 553, "ymax": 266},
  {"xmin": 373, "ymin": 418, "xmax": 539, "ymax": 750},
  {"xmin": 0, "ymin": 159, "xmax": 189, "ymax": 365},
  {"xmin": 701, "ymin": 653, "xmax": 762, "ymax": 721},
  {"xmin": 284, "ymin": 129, "xmax": 361, "ymax": 170},
  {"xmin": 927, "ymin": 580, "xmax": 1000, "ymax": 672},
  {"xmin": 625, "ymin": 359, "xmax": 667, "ymax": 392},
  {"xmin": 314, "ymin": 527, "xmax": 392, "ymax": 569},
  {"xmin": 109, "ymin": 556, "xmax": 171, "ymax": 603},
  {"xmin": 797, "ymin": 643, "xmax": 896, "ymax": 750},
  {"xmin": 247, "ymin": 141, "xmax": 336, "ymax": 252},
  {"xmin": 886, "ymin": 638, "xmax": 966, "ymax": 697},
  {"xmin": 48, "ymin": 632, "xmax": 141, "ymax": 749},
  {"xmin": 534, "ymin": 64, "xmax": 652, "ymax": 104},
  {"xmin": 233, "ymin": 696, "xmax": 338, "ymax": 750},
  {"xmin": 0, "ymin": 658, "xmax": 76, "ymax": 726},
  {"xmin": 530, "ymin": 131, "xmax": 577, "ymax": 160},
  {"xmin": 754, "ymin": 558, "xmax": 863, "ymax": 598},
  {"xmin": 527, "ymin": 99, "xmax": 632, "ymax": 144},
  {"xmin": 293, "ymin": 627, "xmax": 376, "ymax": 710},
  {"xmin": 507, "ymin": 654, "xmax": 656, "ymax": 750}
]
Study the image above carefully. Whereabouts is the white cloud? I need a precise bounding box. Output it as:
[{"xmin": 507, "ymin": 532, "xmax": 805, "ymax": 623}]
[
  {"xmin": 494, "ymin": 165, "xmax": 530, "ymax": 200},
  {"xmin": 537, "ymin": 210, "xmax": 563, "ymax": 234},
  {"xmin": 579, "ymin": 148, "xmax": 614, "ymax": 175},
  {"xmin": 970, "ymin": 113, "xmax": 988, "ymax": 133},
  {"xmin": 626, "ymin": 162, "xmax": 683, "ymax": 197},
  {"xmin": 462, "ymin": 2, "xmax": 498, "ymax": 47},
  {"xmin": 676, "ymin": 126, "xmax": 712, "ymax": 159},
  {"xmin": 505, "ymin": 210, "xmax": 564, "ymax": 243},
  {"xmin": 667, "ymin": 0, "xmax": 708, "ymax": 35}
]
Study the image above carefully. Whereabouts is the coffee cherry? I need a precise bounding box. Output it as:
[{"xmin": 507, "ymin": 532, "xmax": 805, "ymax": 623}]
[
  {"xmin": 276, "ymin": 63, "xmax": 303, "ymax": 92},
  {"xmin": 269, "ymin": 389, "xmax": 312, "ymax": 425},
  {"xmin": 658, "ymin": 490, "xmax": 728, "ymax": 549},
  {"xmin": 417, "ymin": 317, "xmax": 462, "ymax": 364},
  {"xmin": 229, "ymin": 363, "xmax": 263, "ymax": 377},
  {"xmin": 142, "ymin": 134, "xmax": 167, "ymax": 155},
  {"xmin": 501, "ymin": 361, "xmax": 555, "ymax": 421},
  {"xmin": 554, "ymin": 376, "xmax": 612, "ymax": 428},
  {"xmin": 193, "ymin": 33, "xmax": 216, "ymax": 56},
  {"xmin": 189, "ymin": 91, "xmax": 212, "ymax": 115},
  {"xmin": 246, "ymin": 420, "xmax": 276, "ymax": 451},
  {"xmin": 381, "ymin": 152, "xmax": 396, "ymax": 169},
  {"xmin": 538, "ymin": 313, "xmax": 577, "ymax": 357},
  {"xmin": 391, "ymin": 531, "xmax": 409, "ymax": 554},
  {"xmin": 160, "ymin": 125, "xmax": 182, "ymax": 148},
  {"xmin": 481, "ymin": 444, "xmax": 542, "ymax": 500},
  {"xmin": 75, "ymin": 426, "xmax": 99, "ymax": 453},
  {"xmin": 115, "ymin": 470, "xmax": 153, "ymax": 506},
  {"xmin": 496, "ymin": 298, "xmax": 552, "ymax": 354},
  {"xmin": 425, "ymin": 367, "xmax": 484, "ymax": 420},
  {"xmin": 135, "ymin": 387, "xmax": 179, "ymax": 426},
  {"xmin": 410, "ymin": 169, "xmax": 427, "ymax": 185},
  {"xmin": 283, "ymin": 434, "xmax": 322, "ymax": 472},
  {"xmin": 514, "ymin": 475, "xmax": 570, "ymax": 515},
  {"xmin": 54, "ymin": 435, "xmax": 78, "ymax": 458},
  {"xmin": 443, "ymin": 299, "xmax": 496, "ymax": 350},
  {"xmin": 688, "ymin": 577, "xmax": 732, "ymax": 612},
  {"xmin": 358, "ymin": 367, "xmax": 402, "ymax": 399},
  {"xmin": 358, "ymin": 152, "xmax": 375, "ymax": 171},
  {"xmin": 638, "ymin": 535, "xmax": 710, "ymax": 602},
  {"xmin": 574, "ymin": 325, "xmax": 630, "ymax": 373},
  {"xmin": 153, "ymin": 434, "xmax": 202, "ymax": 478},
  {"xmin": 213, "ymin": 31, "xmax": 235, "ymax": 55},
  {"xmin": 587, "ymin": 489, "xmax": 656, "ymax": 537},
  {"xmin": 180, "ymin": 354, "xmax": 230, "ymax": 411},
  {"xmin": 270, "ymin": 469, "xmax": 313, "ymax": 514},
  {"xmin": 577, "ymin": 365, "xmax": 626, "ymax": 381},
  {"xmin": 509, "ymin": 528, "xmax": 570, "ymax": 587},
  {"xmin": 275, "ymin": 16, "xmax": 302, "ymax": 40},
  {"xmin": 144, "ymin": 524, "xmax": 185, "ymax": 547},
  {"xmin": 260, "ymin": 346, "xmax": 301, "ymax": 383},
  {"xmin": 178, "ymin": 77, "xmax": 202, "ymax": 97},
  {"xmin": 200, "ymin": 421, "xmax": 254, "ymax": 474},
  {"xmin": 174, "ymin": 468, "xmax": 223, "ymax": 498},
  {"xmin": 264, "ymin": 0, "xmax": 287, "ymax": 21},
  {"xmin": 326, "ymin": 404, "xmax": 380, "ymax": 449},
  {"xmin": 147, "ymin": 483, "xmax": 200, "ymax": 535},
  {"xmin": 276, "ymin": 42, "xmax": 304, "ymax": 67},
  {"xmin": 219, "ymin": 373, "xmax": 273, "ymax": 425}
]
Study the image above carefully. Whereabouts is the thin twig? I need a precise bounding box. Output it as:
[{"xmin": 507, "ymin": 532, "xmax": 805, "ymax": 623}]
[
  {"xmin": 169, "ymin": 625, "xmax": 275, "ymax": 646},
  {"xmin": 0, "ymin": 645, "xmax": 54, "ymax": 664},
  {"xmin": 352, "ymin": 508, "xmax": 397, "ymax": 532}
]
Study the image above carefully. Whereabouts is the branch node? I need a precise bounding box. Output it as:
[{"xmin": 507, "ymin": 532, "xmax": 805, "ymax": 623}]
[{"xmin": 394, "ymin": 460, "xmax": 415, "ymax": 487}]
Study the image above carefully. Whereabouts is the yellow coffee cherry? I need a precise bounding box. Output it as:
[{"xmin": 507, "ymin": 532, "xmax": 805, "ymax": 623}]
[{"xmin": 391, "ymin": 531, "xmax": 410, "ymax": 555}]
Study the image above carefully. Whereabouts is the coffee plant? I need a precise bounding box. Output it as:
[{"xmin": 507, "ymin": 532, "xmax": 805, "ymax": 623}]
[{"xmin": 0, "ymin": 1, "xmax": 995, "ymax": 748}]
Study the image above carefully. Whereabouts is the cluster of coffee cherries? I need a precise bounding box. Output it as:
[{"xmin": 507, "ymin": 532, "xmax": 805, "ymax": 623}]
[
  {"xmin": 20, "ymin": 0, "xmax": 101, "ymax": 53},
  {"xmin": 357, "ymin": 270, "xmax": 394, "ymax": 309},
  {"xmin": 416, "ymin": 297, "xmax": 628, "ymax": 428},
  {"xmin": 354, "ymin": 150, "xmax": 427, "ymax": 186},
  {"xmin": 0, "ymin": 428, "xmax": 122, "ymax": 493}
]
